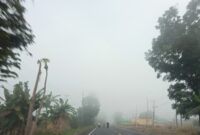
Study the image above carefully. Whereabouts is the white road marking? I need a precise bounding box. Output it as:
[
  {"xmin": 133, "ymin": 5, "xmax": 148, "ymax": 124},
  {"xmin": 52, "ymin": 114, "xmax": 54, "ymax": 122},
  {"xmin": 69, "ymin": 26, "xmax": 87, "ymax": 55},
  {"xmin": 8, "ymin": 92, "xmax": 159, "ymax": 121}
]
[{"xmin": 88, "ymin": 128, "xmax": 96, "ymax": 135}]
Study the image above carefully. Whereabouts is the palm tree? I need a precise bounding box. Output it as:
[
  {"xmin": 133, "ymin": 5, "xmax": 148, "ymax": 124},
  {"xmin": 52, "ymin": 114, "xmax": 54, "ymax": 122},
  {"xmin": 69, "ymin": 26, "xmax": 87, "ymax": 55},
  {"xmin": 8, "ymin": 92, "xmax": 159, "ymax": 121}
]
[
  {"xmin": 25, "ymin": 60, "xmax": 42, "ymax": 135},
  {"xmin": 25, "ymin": 58, "xmax": 49, "ymax": 135},
  {"xmin": 30, "ymin": 58, "xmax": 49, "ymax": 135},
  {"xmin": 51, "ymin": 98, "xmax": 75, "ymax": 120}
]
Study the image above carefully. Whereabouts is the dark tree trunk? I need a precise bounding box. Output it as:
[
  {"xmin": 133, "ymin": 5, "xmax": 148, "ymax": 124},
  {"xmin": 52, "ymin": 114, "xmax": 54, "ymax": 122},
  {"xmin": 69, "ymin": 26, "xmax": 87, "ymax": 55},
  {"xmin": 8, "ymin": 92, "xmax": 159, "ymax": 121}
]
[
  {"xmin": 198, "ymin": 113, "xmax": 200, "ymax": 126},
  {"xmin": 180, "ymin": 115, "xmax": 182, "ymax": 127},
  {"xmin": 175, "ymin": 110, "xmax": 178, "ymax": 127}
]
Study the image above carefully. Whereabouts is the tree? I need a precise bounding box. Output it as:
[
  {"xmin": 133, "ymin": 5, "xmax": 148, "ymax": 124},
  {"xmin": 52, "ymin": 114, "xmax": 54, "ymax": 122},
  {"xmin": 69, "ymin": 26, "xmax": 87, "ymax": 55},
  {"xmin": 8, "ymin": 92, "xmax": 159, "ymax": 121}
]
[
  {"xmin": 0, "ymin": 0, "xmax": 34, "ymax": 82},
  {"xmin": 78, "ymin": 95, "xmax": 100, "ymax": 126},
  {"xmin": 145, "ymin": 0, "xmax": 200, "ymax": 123},
  {"xmin": 168, "ymin": 83, "xmax": 196, "ymax": 120},
  {"xmin": 29, "ymin": 58, "xmax": 49, "ymax": 135},
  {"xmin": 25, "ymin": 60, "xmax": 42, "ymax": 135}
]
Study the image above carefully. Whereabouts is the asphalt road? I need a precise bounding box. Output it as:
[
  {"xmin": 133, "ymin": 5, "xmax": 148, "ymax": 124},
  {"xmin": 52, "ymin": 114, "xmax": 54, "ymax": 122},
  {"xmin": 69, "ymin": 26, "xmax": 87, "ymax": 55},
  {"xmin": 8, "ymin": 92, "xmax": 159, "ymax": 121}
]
[{"xmin": 89, "ymin": 127, "xmax": 143, "ymax": 135}]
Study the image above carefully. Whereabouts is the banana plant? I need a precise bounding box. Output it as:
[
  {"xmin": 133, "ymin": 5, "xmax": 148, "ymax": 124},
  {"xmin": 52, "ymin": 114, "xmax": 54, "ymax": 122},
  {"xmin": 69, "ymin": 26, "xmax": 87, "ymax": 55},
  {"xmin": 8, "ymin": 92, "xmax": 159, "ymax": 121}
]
[{"xmin": 0, "ymin": 82, "xmax": 43, "ymax": 135}]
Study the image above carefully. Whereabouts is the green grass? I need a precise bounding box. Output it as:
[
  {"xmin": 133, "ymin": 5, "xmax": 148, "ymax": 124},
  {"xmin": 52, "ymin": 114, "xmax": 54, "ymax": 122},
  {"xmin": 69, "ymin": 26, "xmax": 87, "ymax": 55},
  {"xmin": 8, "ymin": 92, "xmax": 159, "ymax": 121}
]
[{"xmin": 35, "ymin": 126, "xmax": 93, "ymax": 135}]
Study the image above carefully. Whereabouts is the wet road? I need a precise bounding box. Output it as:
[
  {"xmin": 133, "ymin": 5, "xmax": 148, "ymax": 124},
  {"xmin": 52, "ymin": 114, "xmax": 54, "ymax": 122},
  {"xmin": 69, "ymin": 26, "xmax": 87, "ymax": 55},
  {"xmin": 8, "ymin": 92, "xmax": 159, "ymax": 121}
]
[{"xmin": 89, "ymin": 127, "xmax": 143, "ymax": 135}]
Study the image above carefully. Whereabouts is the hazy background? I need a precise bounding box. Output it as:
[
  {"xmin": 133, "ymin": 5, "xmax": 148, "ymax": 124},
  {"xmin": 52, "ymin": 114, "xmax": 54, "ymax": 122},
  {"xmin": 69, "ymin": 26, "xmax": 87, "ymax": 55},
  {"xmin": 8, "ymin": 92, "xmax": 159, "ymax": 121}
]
[{"xmin": 2, "ymin": 0, "xmax": 191, "ymax": 121}]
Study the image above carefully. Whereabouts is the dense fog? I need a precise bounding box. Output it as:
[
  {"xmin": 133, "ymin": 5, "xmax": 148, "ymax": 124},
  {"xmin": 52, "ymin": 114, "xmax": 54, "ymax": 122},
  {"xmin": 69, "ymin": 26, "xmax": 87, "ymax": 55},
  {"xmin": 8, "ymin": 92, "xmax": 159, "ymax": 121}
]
[{"xmin": 2, "ymin": 0, "xmax": 190, "ymax": 122}]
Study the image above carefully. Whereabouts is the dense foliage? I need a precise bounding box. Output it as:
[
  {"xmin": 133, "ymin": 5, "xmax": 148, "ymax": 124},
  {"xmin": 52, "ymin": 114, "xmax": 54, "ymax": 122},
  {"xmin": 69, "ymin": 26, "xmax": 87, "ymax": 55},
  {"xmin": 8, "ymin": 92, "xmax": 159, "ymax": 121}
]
[
  {"xmin": 146, "ymin": 0, "xmax": 200, "ymax": 122},
  {"xmin": 0, "ymin": 82, "xmax": 42, "ymax": 135},
  {"xmin": 0, "ymin": 82, "xmax": 74, "ymax": 135},
  {"xmin": 0, "ymin": 0, "xmax": 34, "ymax": 81}
]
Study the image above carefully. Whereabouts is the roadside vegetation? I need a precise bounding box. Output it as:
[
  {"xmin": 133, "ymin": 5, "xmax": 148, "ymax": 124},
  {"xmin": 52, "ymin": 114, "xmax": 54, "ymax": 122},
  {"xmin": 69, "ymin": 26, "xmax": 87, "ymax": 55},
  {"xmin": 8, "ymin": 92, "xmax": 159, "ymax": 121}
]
[
  {"xmin": 0, "ymin": 1, "xmax": 100, "ymax": 135},
  {"xmin": 123, "ymin": 124, "xmax": 198, "ymax": 135},
  {"xmin": 0, "ymin": 80, "xmax": 99, "ymax": 135},
  {"xmin": 35, "ymin": 126, "xmax": 93, "ymax": 135}
]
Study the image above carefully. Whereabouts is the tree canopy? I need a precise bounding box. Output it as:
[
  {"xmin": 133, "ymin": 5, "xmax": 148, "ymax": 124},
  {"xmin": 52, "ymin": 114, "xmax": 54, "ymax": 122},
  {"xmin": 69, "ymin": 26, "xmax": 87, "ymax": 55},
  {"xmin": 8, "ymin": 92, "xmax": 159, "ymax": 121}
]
[
  {"xmin": 146, "ymin": 0, "xmax": 200, "ymax": 120},
  {"xmin": 0, "ymin": 0, "xmax": 34, "ymax": 81}
]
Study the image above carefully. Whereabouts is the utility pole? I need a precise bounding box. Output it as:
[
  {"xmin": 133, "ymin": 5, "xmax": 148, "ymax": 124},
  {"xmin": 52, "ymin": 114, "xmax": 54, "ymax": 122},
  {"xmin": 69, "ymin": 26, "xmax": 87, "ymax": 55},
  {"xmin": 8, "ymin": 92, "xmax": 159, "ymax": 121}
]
[
  {"xmin": 82, "ymin": 90, "xmax": 84, "ymax": 105},
  {"xmin": 80, "ymin": 90, "xmax": 84, "ymax": 126},
  {"xmin": 152, "ymin": 101, "xmax": 155, "ymax": 127},
  {"xmin": 146, "ymin": 98, "xmax": 149, "ymax": 127},
  {"xmin": 135, "ymin": 106, "xmax": 138, "ymax": 126}
]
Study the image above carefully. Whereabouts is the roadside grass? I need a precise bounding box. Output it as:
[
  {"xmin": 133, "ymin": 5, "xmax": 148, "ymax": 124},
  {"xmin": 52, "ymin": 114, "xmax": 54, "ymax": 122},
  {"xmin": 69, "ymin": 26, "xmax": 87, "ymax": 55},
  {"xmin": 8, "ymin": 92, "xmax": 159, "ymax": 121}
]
[
  {"xmin": 121, "ymin": 124, "xmax": 198, "ymax": 135},
  {"xmin": 35, "ymin": 126, "xmax": 93, "ymax": 135}
]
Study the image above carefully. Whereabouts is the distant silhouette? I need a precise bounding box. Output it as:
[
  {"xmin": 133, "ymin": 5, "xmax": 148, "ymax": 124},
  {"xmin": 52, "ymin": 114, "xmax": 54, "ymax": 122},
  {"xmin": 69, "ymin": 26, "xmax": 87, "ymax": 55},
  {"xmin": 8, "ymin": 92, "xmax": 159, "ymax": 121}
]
[{"xmin": 106, "ymin": 122, "xmax": 109, "ymax": 128}]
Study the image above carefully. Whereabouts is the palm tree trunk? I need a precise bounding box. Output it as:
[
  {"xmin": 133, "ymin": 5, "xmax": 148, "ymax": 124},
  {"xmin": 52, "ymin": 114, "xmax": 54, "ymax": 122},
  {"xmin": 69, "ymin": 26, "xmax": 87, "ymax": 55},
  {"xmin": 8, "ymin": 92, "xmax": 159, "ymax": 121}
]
[
  {"xmin": 24, "ymin": 61, "xmax": 42, "ymax": 135},
  {"xmin": 30, "ymin": 61, "xmax": 49, "ymax": 135}
]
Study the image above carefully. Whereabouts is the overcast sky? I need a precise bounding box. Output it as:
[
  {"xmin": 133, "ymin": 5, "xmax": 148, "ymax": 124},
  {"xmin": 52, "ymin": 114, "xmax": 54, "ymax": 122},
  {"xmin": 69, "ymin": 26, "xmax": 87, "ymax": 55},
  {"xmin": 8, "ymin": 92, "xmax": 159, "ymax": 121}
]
[{"xmin": 3, "ymin": 0, "xmax": 191, "ymax": 120}]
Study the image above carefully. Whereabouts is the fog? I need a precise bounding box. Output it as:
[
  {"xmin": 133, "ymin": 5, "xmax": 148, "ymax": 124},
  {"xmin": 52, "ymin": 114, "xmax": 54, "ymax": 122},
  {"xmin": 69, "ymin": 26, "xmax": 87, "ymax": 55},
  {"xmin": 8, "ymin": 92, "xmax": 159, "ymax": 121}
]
[{"xmin": 3, "ymin": 0, "xmax": 190, "ymax": 121}]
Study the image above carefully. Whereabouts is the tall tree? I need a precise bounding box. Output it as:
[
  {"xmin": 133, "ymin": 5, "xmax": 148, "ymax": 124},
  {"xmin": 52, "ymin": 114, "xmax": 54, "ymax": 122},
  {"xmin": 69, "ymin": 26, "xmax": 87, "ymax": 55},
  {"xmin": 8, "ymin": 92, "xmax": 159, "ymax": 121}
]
[
  {"xmin": 25, "ymin": 58, "xmax": 49, "ymax": 135},
  {"xmin": 78, "ymin": 95, "xmax": 100, "ymax": 126},
  {"xmin": 25, "ymin": 60, "xmax": 42, "ymax": 135},
  {"xmin": 29, "ymin": 58, "xmax": 49, "ymax": 135},
  {"xmin": 0, "ymin": 0, "xmax": 34, "ymax": 81},
  {"xmin": 145, "ymin": 0, "xmax": 200, "ymax": 122}
]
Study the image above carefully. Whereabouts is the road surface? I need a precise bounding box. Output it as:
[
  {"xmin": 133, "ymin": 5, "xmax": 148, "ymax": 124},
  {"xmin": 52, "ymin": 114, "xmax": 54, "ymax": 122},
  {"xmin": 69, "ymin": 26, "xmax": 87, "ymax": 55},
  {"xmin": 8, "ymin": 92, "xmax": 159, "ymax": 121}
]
[{"xmin": 88, "ymin": 127, "xmax": 143, "ymax": 135}]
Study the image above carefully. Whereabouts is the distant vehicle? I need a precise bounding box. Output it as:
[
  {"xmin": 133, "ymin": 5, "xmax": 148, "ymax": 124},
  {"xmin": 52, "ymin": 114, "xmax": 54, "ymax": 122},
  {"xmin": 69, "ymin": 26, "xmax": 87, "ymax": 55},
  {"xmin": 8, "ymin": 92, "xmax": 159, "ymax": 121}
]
[{"xmin": 97, "ymin": 123, "xmax": 101, "ymax": 128}]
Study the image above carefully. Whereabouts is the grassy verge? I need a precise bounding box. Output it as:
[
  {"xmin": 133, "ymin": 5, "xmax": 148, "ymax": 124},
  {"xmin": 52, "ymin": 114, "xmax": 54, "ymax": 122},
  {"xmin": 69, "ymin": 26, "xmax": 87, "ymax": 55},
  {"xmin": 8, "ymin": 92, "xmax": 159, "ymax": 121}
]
[
  {"xmin": 35, "ymin": 126, "xmax": 93, "ymax": 135},
  {"xmin": 122, "ymin": 125, "xmax": 198, "ymax": 135}
]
